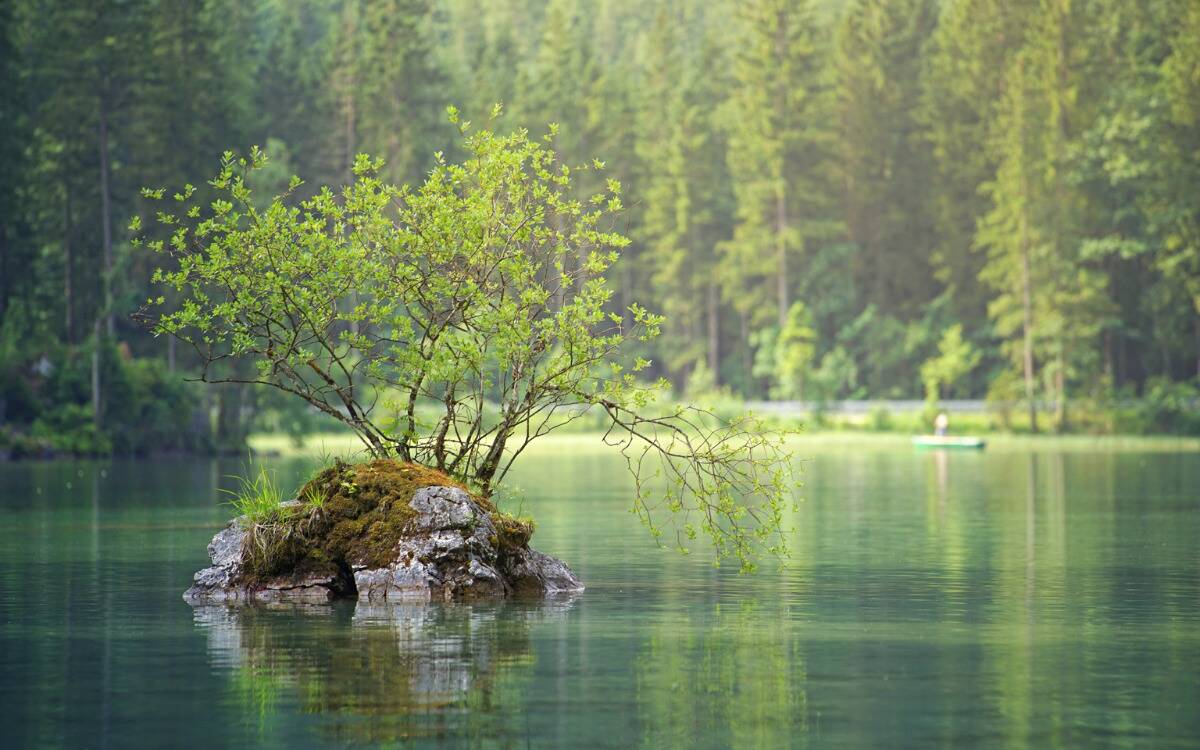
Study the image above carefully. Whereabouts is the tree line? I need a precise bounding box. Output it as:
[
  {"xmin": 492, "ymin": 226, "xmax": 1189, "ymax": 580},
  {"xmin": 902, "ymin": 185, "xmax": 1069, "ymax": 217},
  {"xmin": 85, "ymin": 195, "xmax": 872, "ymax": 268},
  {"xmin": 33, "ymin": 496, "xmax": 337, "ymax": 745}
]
[{"xmin": 2, "ymin": 0, "xmax": 1198, "ymax": 453}]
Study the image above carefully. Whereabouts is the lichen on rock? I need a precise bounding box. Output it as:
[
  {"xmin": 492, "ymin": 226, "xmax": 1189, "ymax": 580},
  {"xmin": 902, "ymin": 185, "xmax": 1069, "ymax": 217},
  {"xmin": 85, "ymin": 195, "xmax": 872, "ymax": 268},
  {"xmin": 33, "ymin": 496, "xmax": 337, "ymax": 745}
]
[{"xmin": 184, "ymin": 459, "xmax": 583, "ymax": 604}]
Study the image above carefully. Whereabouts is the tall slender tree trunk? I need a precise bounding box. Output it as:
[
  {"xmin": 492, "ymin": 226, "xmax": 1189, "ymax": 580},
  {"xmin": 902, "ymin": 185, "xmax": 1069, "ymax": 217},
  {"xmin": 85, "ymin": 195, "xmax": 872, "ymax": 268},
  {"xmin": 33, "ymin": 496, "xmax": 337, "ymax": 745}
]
[
  {"xmin": 1052, "ymin": 0, "xmax": 1069, "ymax": 435},
  {"xmin": 740, "ymin": 312, "xmax": 752, "ymax": 396},
  {"xmin": 343, "ymin": 91, "xmax": 356, "ymax": 184},
  {"xmin": 1020, "ymin": 214, "xmax": 1038, "ymax": 434},
  {"xmin": 1055, "ymin": 343, "xmax": 1067, "ymax": 432},
  {"xmin": 1104, "ymin": 330, "xmax": 1114, "ymax": 383},
  {"xmin": 98, "ymin": 91, "xmax": 114, "ymax": 338},
  {"xmin": 1194, "ymin": 314, "xmax": 1199, "ymax": 379},
  {"xmin": 774, "ymin": 6, "xmax": 790, "ymax": 331},
  {"xmin": 91, "ymin": 319, "xmax": 101, "ymax": 427},
  {"xmin": 0, "ymin": 224, "xmax": 7, "ymax": 323},
  {"xmin": 775, "ymin": 186, "xmax": 789, "ymax": 329},
  {"xmin": 1014, "ymin": 52, "xmax": 1038, "ymax": 434},
  {"xmin": 621, "ymin": 263, "xmax": 632, "ymax": 331},
  {"xmin": 706, "ymin": 282, "xmax": 719, "ymax": 380},
  {"xmin": 551, "ymin": 216, "xmax": 566, "ymax": 311},
  {"xmin": 63, "ymin": 183, "xmax": 74, "ymax": 344}
]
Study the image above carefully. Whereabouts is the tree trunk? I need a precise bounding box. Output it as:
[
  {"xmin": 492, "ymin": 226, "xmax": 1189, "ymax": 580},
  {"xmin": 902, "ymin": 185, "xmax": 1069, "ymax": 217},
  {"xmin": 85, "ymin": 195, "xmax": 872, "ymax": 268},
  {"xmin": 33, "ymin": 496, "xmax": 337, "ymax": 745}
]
[
  {"xmin": 341, "ymin": 38, "xmax": 356, "ymax": 186},
  {"xmin": 1020, "ymin": 214, "xmax": 1038, "ymax": 434},
  {"xmin": 98, "ymin": 91, "xmax": 114, "ymax": 338},
  {"xmin": 64, "ymin": 183, "xmax": 74, "ymax": 344},
  {"xmin": 344, "ymin": 93, "xmax": 356, "ymax": 184},
  {"xmin": 1055, "ymin": 341, "xmax": 1067, "ymax": 432},
  {"xmin": 551, "ymin": 216, "xmax": 566, "ymax": 311},
  {"xmin": 1104, "ymin": 330, "xmax": 1114, "ymax": 383},
  {"xmin": 215, "ymin": 384, "xmax": 251, "ymax": 454},
  {"xmin": 91, "ymin": 318, "xmax": 102, "ymax": 428},
  {"xmin": 621, "ymin": 263, "xmax": 632, "ymax": 331},
  {"xmin": 167, "ymin": 336, "xmax": 176, "ymax": 372},
  {"xmin": 774, "ymin": 7, "xmax": 791, "ymax": 330},
  {"xmin": 740, "ymin": 311, "xmax": 752, "ymax": 396},
  {"xmin": 1051, "ymin": 0, "xmax": 1069, "ymax": 434},
  {"xmin": 775, "ymin": 186, "xmax": 789, "ymax": 329},
  {"xmin": 706, "ymin": 282, "xmax": 719, "ymax": 380},
  {"xmin": 0, "ymin": 223, "xmax": 7, "ymax": 323}
]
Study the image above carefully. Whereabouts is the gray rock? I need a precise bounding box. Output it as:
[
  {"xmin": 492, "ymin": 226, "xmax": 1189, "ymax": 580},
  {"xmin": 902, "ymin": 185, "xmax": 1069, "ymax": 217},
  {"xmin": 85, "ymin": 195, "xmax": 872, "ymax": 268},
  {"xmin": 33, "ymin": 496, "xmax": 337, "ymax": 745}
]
[
  {"xmin": 184, "ymin": 484, "xmax": 583, "ymax": 604},
  {"xmin": 185, "ymin": 525, "xmax": 350, "ymax": 603},
  {"xmin": 502, "ymin": 548, "xmax": 589, "ymax": 595}
]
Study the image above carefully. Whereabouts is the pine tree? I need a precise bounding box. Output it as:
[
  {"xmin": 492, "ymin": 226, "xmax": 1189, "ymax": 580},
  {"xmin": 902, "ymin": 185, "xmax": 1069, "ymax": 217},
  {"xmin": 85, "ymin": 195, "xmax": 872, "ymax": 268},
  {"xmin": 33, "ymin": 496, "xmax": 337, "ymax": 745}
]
[
  {"xmin": 634, "ymin": 4, "xmax": 734, "ymax": 388},
  {"xmin": 976, "ymin": 0, "xmax": 1108, "ymax": 431},
  {"xmin": 920, "ymin": 0, "xmax": 1031, "ymax": 341},
  {"xmin": 1157, "ymin": 0, "xmax": 1200, "ymax": 375},
  {"xmin": 356, "ymin": 0, "xmax": 447, "ymax": 185},
  {"xmin": 835, "ymin": 0, "xmax": 938, "ymax": 322},
  {"xmin": 720, "ymin": 0, "xmax": 835, "ymax": 394}
]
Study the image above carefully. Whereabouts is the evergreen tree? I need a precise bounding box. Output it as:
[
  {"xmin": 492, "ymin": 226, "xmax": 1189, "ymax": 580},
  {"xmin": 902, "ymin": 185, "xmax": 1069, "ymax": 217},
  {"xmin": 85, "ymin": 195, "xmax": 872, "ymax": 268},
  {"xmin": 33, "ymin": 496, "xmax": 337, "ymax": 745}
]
[
  {"xmin": 920, "ymin": 0, "xmax": 1030, "ymax": 356},
  {"xmin": 835, "ymin": 0, "xmax": 938, "ymax": 323},
  {"xmin": 636, "ymin": 4, "xmax": 733, "ymax": 388},
  {"xmin": 721, "ymin": 0, "xmax": 836, "ymax": 395}
]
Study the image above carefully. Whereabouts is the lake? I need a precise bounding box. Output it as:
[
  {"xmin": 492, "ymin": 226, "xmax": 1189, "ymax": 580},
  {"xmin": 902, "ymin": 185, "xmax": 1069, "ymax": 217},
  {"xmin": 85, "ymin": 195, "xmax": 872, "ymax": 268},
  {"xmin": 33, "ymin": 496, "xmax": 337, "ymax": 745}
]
[{"xmin": 1, "ymin": 437, "xmax": 1198, "ymax": 748}]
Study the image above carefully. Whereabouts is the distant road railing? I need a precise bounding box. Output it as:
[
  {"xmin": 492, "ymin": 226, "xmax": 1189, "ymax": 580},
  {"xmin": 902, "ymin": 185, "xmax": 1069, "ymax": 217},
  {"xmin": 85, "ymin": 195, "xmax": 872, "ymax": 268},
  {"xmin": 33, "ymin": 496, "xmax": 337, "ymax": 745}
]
[{"xmin": 745, "ymin": 400, "xmax": 988, "ymax": 416}]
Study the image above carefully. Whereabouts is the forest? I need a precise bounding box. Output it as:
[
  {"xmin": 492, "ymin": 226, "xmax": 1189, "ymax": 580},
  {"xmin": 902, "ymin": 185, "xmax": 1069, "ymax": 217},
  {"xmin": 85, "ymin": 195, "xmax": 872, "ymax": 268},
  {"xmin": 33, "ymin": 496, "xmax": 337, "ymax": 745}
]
[{"xmin": 2, "ymin": 0, "xmax": 1199, "ymax": 456}]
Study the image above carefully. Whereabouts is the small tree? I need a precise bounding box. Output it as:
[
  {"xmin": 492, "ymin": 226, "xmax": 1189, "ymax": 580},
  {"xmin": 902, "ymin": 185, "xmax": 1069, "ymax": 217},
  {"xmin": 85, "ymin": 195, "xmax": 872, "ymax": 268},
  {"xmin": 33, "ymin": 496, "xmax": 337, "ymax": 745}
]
[
  {"xmin": 771, "ymin": 302, "xmax": 818, "ymax": 400},
  {"xmin": 920, "ymin": 324, "xmax": 981, "ymax": 407},
  {"xmin": 134, "ymin": 114, "xmax": 795, "ymax": 570}
]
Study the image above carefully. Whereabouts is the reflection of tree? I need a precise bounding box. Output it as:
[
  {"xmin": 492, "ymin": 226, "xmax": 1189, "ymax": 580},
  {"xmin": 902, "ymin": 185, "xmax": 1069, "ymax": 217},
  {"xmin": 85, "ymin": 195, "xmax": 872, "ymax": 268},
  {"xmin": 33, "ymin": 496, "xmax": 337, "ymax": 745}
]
[
  {"xmin": 194, "ymin": 597, "xmax": 577, "ymax": 744},
  {"xmin": 635, "ymin": 600, "xmax": 807, "ymax": 748}
]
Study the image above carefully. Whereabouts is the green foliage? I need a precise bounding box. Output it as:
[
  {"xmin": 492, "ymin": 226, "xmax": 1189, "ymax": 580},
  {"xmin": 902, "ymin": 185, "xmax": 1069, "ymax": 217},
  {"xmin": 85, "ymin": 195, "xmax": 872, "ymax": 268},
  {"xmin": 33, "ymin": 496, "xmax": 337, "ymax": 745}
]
[
  {"xmin": 31, "ymin": 404, "xmax": 111, "ymax": 455},
  {"xmin": 142, "ymin": 122, "xmax": 639, "ymax": 475},
  {"xmin": 1134, "ymin": 378, "xmax": 1200, "ymax": 435},
  {"xmin": 807, "ymin": 346, "xmax": 860, "ymax": 405},
  {"xmin": 866, "ymin": 405, "xmax": 893, "ymax": 432},
  {"xmin": 0, "ymin": 339, "xmax": 207, "ymax": 456},
  {"xmin": 920, "ymin": 324, "xmax": 982, "ymax": 404},
  {"xmin": 223, "ymin": 464, "xmax": 287, "ymax": 526},
  {"xmin": 771, "ymin": 303, "xmax": 818, "ymax": 399},
  {"xmin": 300, "ymin": 481, "xmax": 327, "ymax": 511},
  {"xmin": 143, "ymin": 122, "xmax": 796, "ymax": 570}
]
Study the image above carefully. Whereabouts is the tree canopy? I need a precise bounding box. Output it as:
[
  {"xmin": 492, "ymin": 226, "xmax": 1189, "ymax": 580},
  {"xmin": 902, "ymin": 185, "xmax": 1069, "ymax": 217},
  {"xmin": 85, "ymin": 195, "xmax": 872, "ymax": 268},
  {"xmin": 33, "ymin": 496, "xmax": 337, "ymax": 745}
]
[{"xmin": 137, "ymin": 117, "xmax": 795, "ymax": 570}]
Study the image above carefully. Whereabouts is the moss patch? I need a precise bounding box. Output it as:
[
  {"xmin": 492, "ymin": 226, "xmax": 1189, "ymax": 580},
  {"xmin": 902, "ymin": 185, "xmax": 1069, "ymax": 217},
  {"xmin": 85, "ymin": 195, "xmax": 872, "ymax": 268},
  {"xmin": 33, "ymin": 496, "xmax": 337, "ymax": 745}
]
[{"xmin": 237, "ymin": 458, "xmax": 534, "ymax": 586}]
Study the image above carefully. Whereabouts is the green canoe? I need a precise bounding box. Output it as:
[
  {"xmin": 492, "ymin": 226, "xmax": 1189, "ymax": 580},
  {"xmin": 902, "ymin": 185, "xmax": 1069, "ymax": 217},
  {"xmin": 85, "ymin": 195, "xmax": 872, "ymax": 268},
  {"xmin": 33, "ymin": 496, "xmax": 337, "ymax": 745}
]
[{"xmin": 912, "ymin": 435, "xmax": 986, "ymax": 450}]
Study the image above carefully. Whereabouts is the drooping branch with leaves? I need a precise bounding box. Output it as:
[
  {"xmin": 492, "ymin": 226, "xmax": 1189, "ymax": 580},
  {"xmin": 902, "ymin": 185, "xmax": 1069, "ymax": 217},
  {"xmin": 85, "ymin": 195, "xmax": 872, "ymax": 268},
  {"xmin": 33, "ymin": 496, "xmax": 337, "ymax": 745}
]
[{"xmin": 135, "ymin": 111, "xmax": 796, "ymax": 570}]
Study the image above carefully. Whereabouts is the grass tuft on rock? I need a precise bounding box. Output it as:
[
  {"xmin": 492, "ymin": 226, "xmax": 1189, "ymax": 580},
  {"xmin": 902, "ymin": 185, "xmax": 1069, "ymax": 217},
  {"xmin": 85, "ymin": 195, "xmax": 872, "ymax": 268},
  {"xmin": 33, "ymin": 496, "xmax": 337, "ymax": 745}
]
[
  {"xmin": 235, "ymin": 458, "xmax": 535, "ymax": 586},
  {"xmin": 223, "ymin": 464, "xmax": 287, "ymax": 526}
]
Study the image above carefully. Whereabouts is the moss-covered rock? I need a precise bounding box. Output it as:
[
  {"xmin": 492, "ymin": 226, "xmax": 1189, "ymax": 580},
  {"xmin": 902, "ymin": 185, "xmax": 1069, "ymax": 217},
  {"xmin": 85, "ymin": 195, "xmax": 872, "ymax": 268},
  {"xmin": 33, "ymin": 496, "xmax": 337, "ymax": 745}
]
[{"xmin": 184, "ymin": 459, "xmax": 580, "ymax": 603}]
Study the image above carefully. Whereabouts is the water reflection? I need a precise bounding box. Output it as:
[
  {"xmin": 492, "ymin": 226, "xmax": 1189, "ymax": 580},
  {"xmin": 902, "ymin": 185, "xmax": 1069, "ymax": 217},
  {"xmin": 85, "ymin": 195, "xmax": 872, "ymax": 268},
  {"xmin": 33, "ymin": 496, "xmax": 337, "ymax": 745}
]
[
  {"xmin": 2, "ymin": 448, "xmax": 1198, "ymax": 747},
  {"xmin": 636, "ymin": 600, "xmax": 807, "ymax": 748},
  {"xmin": 194, "ymin": 596, "xmax": 578, "ymax": 743}
]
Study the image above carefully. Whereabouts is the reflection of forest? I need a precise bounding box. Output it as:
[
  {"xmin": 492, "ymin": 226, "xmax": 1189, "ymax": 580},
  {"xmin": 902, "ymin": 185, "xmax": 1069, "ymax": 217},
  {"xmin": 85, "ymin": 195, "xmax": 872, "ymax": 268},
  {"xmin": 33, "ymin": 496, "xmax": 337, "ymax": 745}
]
[
  {"xmin": 636, "ymin": 600, "xmax": 809, "ymax": 749},
  {"xmin": 194, "ymin": 597, "xmax": 578, "ymax": 743},
  {"xmin": 178, "ymin": 449, "xmax": 1200, "ymax": 747}
]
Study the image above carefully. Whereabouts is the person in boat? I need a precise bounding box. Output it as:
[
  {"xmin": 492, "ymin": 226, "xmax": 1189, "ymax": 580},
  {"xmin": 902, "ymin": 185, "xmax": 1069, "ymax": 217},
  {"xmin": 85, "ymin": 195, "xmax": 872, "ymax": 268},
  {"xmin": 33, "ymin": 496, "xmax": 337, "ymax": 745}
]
[{"xmin": 934, "ymin": 412, "xmax": 949, "ymax": 436}]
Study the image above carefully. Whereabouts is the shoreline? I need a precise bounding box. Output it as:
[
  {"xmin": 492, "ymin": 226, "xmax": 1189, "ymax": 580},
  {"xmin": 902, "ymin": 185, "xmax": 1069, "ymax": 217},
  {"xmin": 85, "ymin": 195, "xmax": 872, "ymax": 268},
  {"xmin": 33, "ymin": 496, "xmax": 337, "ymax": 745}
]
[{"xmin": 246, "ymin": 430, "xmax": 1200, "ymax": 458}]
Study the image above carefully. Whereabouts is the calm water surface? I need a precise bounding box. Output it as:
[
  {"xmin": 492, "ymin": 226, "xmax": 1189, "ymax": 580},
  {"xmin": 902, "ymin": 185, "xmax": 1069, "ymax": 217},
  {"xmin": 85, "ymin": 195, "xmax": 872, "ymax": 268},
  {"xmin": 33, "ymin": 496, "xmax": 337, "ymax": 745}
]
[{"xmin": 1, "ymin": 439, "xmax": 1198, "ymax": 748}]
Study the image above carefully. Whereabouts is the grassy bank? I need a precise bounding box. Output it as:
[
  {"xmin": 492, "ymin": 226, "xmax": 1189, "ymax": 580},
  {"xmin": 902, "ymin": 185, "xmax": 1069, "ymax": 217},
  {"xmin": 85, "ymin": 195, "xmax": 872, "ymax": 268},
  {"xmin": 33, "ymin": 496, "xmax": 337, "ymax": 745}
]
[{"xmin": 249, "ymin": 428, "xmax": 1200, "ymax": 459}]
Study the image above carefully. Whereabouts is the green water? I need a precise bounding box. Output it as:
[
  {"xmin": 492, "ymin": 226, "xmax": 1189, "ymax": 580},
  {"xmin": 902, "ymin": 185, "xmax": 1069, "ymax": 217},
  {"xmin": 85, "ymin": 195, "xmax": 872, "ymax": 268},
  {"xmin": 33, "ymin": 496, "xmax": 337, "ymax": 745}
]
[{"xmin": 1, "ymin": 441, "xmax": 1197, "ymax": 748}]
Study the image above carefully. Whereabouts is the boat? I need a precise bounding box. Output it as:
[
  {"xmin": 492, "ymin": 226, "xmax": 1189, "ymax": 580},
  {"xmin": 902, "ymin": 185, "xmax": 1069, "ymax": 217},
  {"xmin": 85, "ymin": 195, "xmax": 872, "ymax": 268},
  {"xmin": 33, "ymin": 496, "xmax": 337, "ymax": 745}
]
[{"xmin": 911, "ymin": 435, "xmax": 986, "ymax": 450}]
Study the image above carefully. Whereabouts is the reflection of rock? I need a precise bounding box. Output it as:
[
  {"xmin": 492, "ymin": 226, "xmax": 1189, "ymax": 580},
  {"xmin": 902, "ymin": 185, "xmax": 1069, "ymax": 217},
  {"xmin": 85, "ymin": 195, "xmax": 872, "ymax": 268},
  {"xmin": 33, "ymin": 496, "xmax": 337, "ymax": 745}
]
[
  {"xmin": 185, "ymin": 485, "xmax": 583, "ymax": 603},
  {"xmin": 192, "ymin": 596, "xmax": 578, "ymax": 741}
]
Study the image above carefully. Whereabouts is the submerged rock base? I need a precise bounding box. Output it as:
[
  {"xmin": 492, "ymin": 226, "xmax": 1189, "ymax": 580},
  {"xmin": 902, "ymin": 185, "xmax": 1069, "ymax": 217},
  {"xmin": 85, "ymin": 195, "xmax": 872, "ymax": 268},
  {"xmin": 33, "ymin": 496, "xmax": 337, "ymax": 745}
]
[{"xmin": 185, "ymin": 482, "xmax": 583, "ymax": 604}]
